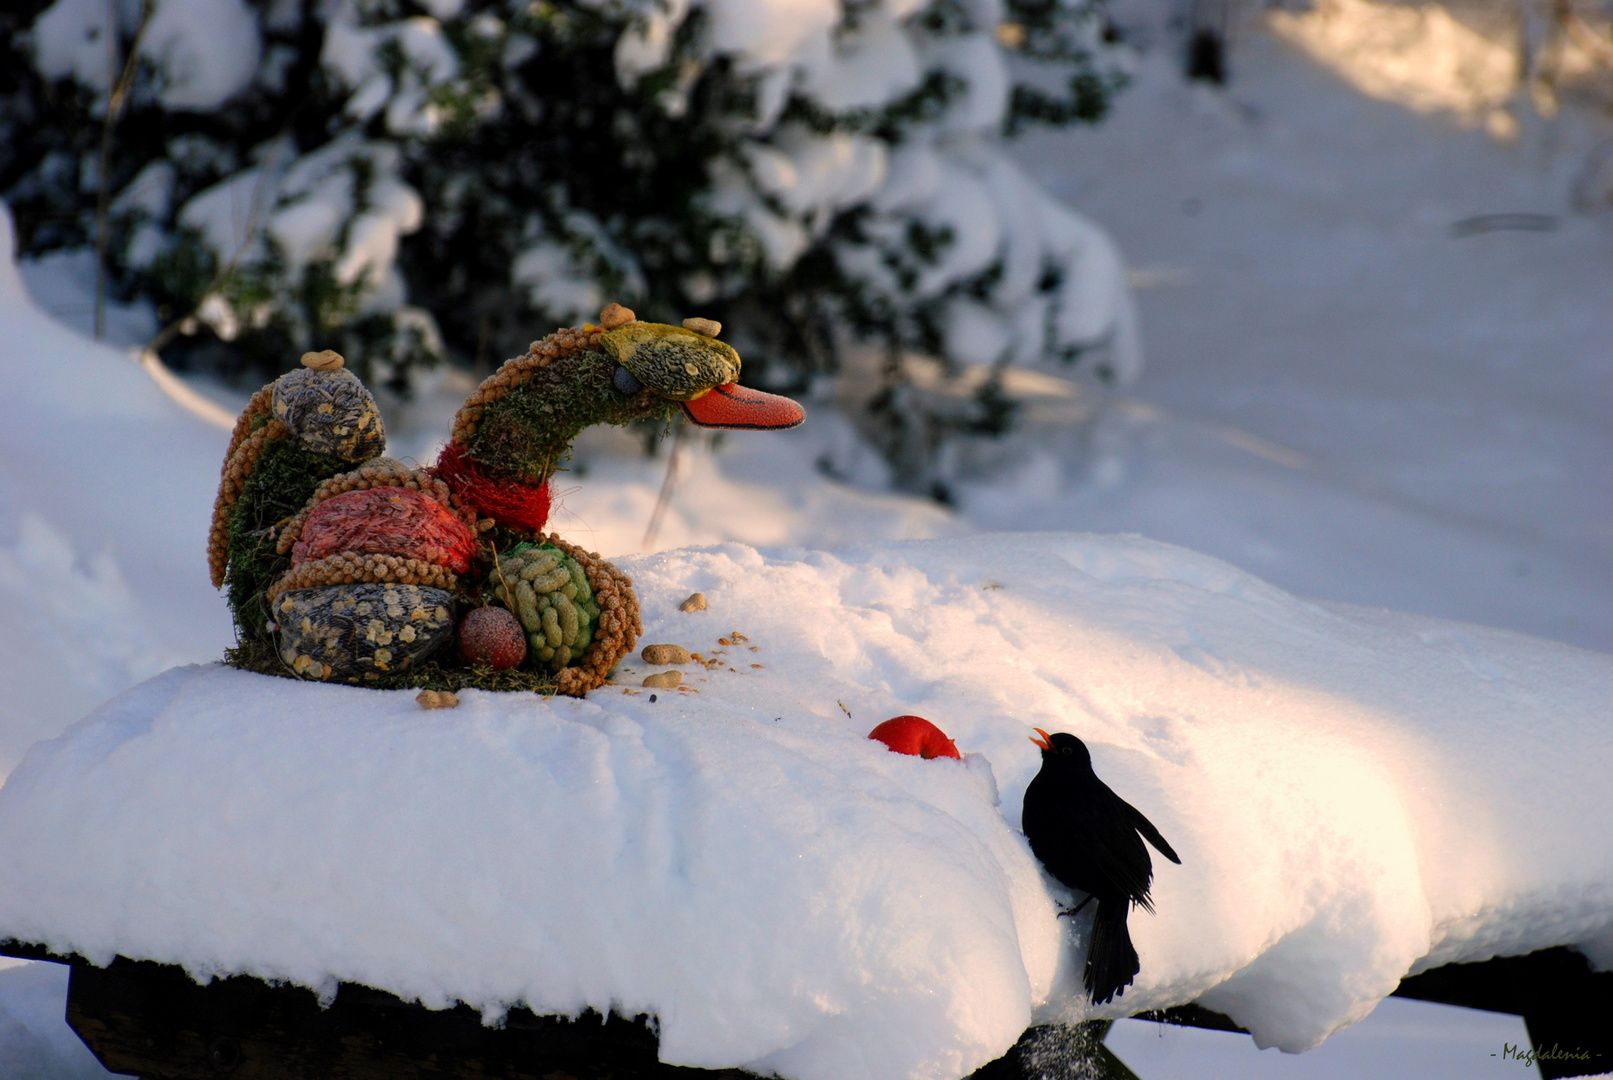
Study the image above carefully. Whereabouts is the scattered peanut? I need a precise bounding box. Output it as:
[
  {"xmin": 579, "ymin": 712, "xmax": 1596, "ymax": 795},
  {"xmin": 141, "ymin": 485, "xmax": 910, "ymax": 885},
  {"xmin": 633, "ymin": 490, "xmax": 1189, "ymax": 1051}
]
[
  {"xmin": 642, "ymin": 643, "xmax": 692, "ymax": 665},
  {"xmin": 679, "ymin": 592, "xmax": 707, "ymax": 612},
  {"xmin": 416, "ymin": 689, "xmax": 459, "ymax": 709},
  {"xmin": 643, "ymin": 670, "xmax": 683, "ymax": 689}
]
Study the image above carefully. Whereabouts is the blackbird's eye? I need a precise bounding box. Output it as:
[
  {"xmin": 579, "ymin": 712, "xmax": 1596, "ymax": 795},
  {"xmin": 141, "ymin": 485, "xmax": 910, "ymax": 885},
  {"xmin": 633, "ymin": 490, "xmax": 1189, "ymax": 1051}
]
[{"xmin": 1062, "ymin": 747, "xmax": 1073, "ymax": 755}]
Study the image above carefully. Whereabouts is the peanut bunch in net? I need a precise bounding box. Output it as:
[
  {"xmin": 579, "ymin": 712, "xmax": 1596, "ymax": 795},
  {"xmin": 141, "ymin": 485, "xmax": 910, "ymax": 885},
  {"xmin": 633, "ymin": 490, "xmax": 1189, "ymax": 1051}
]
[{"xmin": 492, "ymin": 544, "xmax": 599, "ymax": 672}]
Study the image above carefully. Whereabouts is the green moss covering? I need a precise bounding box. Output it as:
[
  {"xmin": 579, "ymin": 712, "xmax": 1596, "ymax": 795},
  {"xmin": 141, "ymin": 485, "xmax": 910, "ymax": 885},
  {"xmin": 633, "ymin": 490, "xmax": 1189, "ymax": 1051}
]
[
  {"xmin": 225, "ymin": 637, "xmax": 565, "ymax": 694},
  {"xmin": 467, "ymin": 347, "xmax": 677, "ymax": 484},
  {"xmin": 225, "ymin": 437, "xmax": 353, "ymax": 641}
]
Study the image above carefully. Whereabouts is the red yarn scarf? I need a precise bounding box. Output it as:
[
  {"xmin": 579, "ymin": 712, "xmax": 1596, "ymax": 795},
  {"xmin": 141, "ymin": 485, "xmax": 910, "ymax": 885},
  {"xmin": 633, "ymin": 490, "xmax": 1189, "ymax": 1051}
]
[{"xmin": 434, "ymin": 442, "xmax": 552, "ymax": 533}]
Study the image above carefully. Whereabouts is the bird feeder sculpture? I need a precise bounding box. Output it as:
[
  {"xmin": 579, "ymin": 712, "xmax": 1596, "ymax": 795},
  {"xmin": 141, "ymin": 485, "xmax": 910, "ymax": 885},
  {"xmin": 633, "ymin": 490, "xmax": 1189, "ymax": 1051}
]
[{"xmin": 209, "ymin": 307, "xmax": 804, "ymax": 696}]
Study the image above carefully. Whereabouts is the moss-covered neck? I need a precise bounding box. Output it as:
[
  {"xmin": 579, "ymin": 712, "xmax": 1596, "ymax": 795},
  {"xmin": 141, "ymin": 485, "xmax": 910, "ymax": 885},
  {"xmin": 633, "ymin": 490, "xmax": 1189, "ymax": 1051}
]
[{"xmin": 466, "ymin": 347, "xmax": 676, "ymax": 485}]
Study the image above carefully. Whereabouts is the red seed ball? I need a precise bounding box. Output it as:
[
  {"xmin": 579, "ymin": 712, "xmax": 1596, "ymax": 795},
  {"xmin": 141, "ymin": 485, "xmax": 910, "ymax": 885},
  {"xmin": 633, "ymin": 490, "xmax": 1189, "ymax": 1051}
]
[
  {"xmin": 295, "ymin": 487, "xmax": 476, "ymax": 573},
  {"xmin": 457, "ymin": 606, "xmax": 527, "ymax": 671},
  {"xmin": 868, "ymin": 715, "xmax": 962, "ymax": 760}
]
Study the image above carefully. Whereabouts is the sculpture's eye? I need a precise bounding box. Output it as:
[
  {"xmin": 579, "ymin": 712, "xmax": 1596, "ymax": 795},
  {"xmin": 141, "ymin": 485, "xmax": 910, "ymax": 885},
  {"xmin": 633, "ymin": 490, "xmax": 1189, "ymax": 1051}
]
[{"xmin": 613, "ymin": 365, "xmax": 644, "ymax": 395}]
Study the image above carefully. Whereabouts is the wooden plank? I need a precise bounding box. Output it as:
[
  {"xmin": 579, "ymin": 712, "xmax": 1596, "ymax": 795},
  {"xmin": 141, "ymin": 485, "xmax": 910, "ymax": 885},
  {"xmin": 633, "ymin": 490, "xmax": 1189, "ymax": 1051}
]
[
  {"xmin": 4, "ymin": 939, "xmax": 1607, "ymax": 1079},
  {"xmin": 1393, "ymin": 947, "xmax": 1612, "ymax": 1080},
  {"xmin": 55, "ymin": 955, "xmax": 746, "ymax": 1080}
]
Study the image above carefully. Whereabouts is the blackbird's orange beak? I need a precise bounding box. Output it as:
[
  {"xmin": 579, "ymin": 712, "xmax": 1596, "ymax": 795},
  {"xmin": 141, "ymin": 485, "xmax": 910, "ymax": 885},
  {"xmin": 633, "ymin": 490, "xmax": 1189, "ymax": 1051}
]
[{"xmin": 1029, "ymin": 728, "xmax": 1053, "ymax": 751}]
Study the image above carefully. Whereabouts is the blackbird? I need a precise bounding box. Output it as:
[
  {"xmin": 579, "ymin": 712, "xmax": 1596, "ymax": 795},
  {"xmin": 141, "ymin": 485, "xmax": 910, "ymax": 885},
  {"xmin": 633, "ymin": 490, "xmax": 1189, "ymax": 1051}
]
[{"xmin": 1023, "ymin": 729, "xmax": 1181, "ymax": 1005}]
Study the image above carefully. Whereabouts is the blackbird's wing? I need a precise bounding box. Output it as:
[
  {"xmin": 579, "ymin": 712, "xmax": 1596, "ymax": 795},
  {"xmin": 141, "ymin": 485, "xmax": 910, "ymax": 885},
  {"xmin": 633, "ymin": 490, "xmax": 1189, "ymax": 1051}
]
[
  {"xmin": 1078, "ymin": 803, "xmax": 1157, "ymax": 910},
  {"xmin": 1025, "ymin": 776, "xmax": 1156, "ymax": 907},
  {"xmin": 1126, "ymin": 801, "xmax": 1181, "ymax": 865}
]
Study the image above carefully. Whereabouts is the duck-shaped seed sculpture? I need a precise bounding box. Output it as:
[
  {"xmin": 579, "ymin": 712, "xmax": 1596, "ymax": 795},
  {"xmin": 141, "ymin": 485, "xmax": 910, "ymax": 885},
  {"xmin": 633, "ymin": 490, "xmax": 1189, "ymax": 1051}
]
[{"xmin": 208, "ymin": 305, "xmax": 804, "ymax": 695}]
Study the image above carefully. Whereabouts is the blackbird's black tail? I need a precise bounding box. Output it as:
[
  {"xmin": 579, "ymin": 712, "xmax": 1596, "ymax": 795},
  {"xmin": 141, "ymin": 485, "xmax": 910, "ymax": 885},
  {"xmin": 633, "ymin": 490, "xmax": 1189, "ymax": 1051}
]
[{"xmin": 1084, "ymin": 899, "xmax": 1140, "ymax": 1005}]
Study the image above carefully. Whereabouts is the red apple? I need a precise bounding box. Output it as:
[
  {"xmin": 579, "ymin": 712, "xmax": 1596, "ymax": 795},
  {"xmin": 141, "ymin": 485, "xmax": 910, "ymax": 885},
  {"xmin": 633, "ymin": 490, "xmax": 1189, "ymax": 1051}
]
[
  {"xmin": 868, "ymin": 715, "xmax": 962, "ymax": 760},
  {"xmin": 458, "ymin": 605, "xmax": 527, "ymax": 670}
]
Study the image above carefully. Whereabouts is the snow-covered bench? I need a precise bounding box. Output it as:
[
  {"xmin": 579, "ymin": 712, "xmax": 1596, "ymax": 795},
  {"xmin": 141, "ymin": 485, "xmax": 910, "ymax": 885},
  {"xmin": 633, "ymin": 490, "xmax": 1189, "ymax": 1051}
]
[{"xmin": 2, "ymin": 535, "xmax": 1609, "ymax": 1079}]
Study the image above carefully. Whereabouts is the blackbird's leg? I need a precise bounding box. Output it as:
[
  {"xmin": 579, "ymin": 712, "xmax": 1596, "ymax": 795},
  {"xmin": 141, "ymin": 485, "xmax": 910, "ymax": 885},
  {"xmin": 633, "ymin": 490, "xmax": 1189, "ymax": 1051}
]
[{"xmin": 1058, "ymin": 894, "xmax": 1095, "ymax": 920}]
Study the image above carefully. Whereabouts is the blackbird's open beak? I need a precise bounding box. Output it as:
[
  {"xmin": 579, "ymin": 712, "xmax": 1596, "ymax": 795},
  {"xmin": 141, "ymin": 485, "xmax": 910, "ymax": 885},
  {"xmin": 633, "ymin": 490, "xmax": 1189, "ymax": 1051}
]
[
  {"xmin": 681, "ymin": 384, "xmax": 805, "ymax": 430},
  {"xmin": 1029, "ymin": 728, "xmax": 1053, "ymax": 751}
]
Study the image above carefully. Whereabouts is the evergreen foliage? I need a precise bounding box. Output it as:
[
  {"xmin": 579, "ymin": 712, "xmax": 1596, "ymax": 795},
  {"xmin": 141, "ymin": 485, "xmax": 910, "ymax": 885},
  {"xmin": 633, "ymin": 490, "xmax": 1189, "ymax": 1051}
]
[{"xmin": 5, "ymin": 0, "xmax": 1136, "ymax": 490}]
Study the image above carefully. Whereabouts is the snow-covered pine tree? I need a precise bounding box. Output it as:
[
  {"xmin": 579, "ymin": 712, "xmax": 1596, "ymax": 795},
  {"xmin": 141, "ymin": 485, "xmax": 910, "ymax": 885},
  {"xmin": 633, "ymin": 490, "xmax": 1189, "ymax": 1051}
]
[
  {"xmin": 5, "ymin": 0, "xmax": 445, "ymax": 388},
  {"xmin": 4, "ymin": 0, "xmax": 1138, "ymax": 490}
]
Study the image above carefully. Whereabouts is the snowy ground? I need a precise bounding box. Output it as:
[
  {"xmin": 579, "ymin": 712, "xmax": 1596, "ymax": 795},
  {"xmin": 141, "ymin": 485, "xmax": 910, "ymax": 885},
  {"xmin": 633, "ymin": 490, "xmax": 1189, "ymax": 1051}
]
[
  {"xmin": 1, "ymin": 4, "xmax": 1611, "ymax": 1078},
  {"xmin": 998, "ymin": 31, "xmax": 1613, "ymax": 655}
]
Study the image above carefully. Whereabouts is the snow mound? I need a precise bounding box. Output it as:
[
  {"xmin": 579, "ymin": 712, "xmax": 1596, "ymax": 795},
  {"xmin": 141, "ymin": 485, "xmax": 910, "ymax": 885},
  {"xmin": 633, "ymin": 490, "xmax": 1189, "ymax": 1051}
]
[
  {"xmin": 0, "ymin": 203, "xmax": 231, "ymax": 773},
  {"xmin": 1, "ymin": 533, "xmax": 1611, "ymax": 1080}
]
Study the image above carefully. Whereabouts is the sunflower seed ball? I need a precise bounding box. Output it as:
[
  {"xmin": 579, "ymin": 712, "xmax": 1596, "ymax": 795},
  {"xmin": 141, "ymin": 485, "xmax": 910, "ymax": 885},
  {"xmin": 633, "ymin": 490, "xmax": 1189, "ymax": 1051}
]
[
  {"xmin": 276, "ymin": 583, "xmax": 455, "ymax": 682},
  {"xmin": 271, "ymin": 364, "xmax": 387, "ymax": 462}
]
